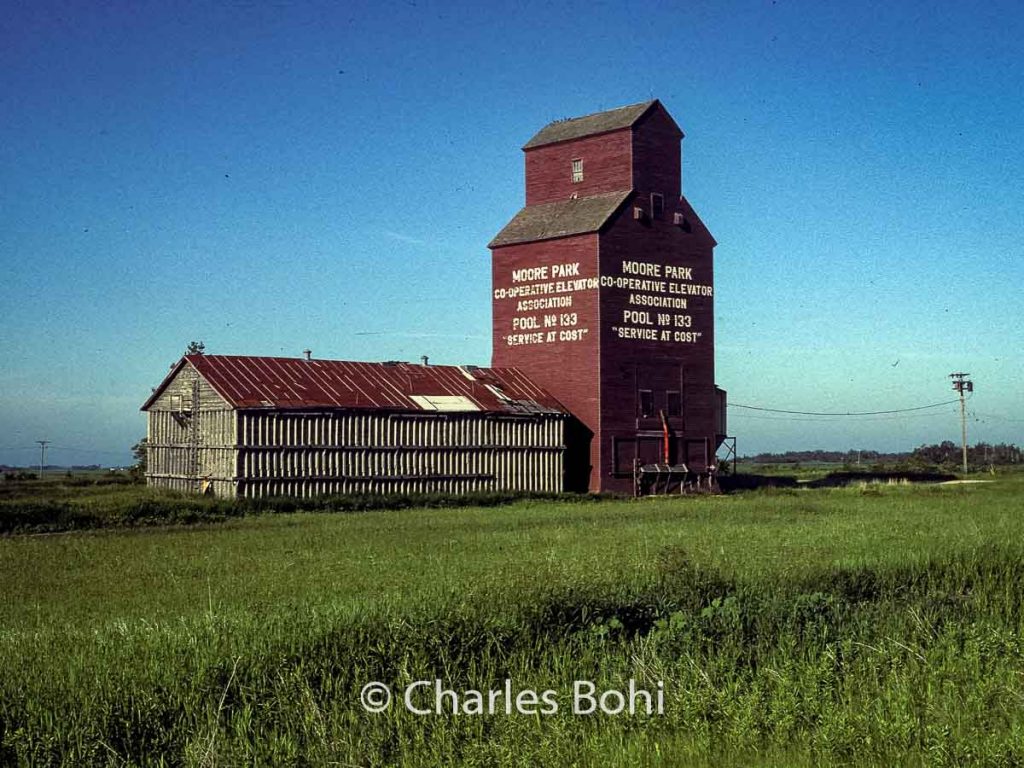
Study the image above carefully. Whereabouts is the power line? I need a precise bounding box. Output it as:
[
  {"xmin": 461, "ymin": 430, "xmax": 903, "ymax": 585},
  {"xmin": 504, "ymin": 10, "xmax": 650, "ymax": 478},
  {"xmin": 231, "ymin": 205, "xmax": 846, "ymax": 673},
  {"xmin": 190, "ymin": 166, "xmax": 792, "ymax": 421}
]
[
  {"xmin": 0, "ymin": 445, "xmax": 129, "ymax": 456},
  {"xmin": 46, "ymin": 445, "xmax": 130, "ymax": 456},
  {"xmin": 731, "ymin": 408, "xmax": 957, "ymax": 424},
  {"xmin": 728, "ymin": 396, "xmax": 964, "ymax": 417}
]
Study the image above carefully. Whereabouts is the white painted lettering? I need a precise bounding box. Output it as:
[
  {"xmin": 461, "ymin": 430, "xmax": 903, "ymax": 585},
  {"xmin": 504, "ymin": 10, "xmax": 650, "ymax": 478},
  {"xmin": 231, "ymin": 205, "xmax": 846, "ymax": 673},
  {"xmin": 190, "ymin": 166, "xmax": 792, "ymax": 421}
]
[
  {"xmin": 621, "ymin": 260, "xmax": 661, "ymax": 277},
  {"xmin": 512, "ymin": 266, "xmax": 548, "ymax": 283}
]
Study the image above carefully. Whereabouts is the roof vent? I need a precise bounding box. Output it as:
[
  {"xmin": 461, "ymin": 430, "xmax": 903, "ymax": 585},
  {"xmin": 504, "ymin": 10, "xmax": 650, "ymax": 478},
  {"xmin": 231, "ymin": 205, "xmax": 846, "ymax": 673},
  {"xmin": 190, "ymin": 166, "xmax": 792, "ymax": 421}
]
[
  {"xmin": 303, "ymin": 349, "xmax": 312, "ymax": 361},
  {"xmin": 420, "ymin": 355, "xmax": 429, "ymax": 367}
]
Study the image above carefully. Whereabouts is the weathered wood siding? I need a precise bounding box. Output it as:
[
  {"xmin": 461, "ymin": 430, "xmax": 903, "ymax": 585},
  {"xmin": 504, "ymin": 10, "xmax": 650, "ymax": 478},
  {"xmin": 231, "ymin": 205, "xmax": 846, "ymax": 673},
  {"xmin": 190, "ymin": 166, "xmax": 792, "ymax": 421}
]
[
  {"xmin": 145, "ymin": 363, "xmax": 236, "ymax": 497},
  {"xmin": 145, "ymin": 364, "xmax": 568, "ymax": 499},
  {"xmin": 235, "ymin": 411, "xmax": 565, "ymax": 498}
]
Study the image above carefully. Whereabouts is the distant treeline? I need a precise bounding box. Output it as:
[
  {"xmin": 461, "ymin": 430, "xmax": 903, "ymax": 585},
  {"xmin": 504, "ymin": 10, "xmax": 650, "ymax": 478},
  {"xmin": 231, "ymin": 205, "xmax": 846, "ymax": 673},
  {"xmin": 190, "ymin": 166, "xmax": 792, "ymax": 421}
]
[
  {"xmin": 911, "ymin": 441, "xmax": 1022, "ymax": 466},
  {"xmin": 743, "ymin": 442, "xmax": 1023, "ymax": 467},
  {"xmin": 0, "ymin": 465, "xmax": 103, "ymax": 472},
  {"xmin": 742, "ymin": 450, "xmax": 909, "ymax": 464}
]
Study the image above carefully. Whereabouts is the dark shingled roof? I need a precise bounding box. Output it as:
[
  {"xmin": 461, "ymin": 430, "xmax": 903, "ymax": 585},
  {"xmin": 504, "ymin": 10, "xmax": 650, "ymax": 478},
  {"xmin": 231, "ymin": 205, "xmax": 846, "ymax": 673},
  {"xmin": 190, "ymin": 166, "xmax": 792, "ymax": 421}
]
[
  {"xmin": 142, "ymin": 355, "xmax": 569, "ymax": 415},
  {"xmin": 522, "ymin": 100, "xmax": 658, "ymax": 150},
  {"xmin": 488, "ymin": 189, "xmax": 631, "ymax": 248}
]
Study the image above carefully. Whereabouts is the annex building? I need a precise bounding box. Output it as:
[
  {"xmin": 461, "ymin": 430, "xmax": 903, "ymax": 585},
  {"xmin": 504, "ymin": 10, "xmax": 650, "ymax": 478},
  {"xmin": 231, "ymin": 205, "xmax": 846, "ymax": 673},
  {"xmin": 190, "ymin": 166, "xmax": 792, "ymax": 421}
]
[{"xmin": 142, "ymin": 355, "xmax": 567, "ymax": 498}]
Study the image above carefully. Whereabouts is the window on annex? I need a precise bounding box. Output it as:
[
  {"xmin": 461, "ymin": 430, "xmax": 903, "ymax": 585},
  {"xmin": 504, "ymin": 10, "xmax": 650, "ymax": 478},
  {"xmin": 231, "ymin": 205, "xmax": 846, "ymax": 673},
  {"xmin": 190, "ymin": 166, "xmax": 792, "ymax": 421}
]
[
  {"xmin": 639, "ymin": 389, "xmax": 654, "ymax": 419},
  {"xmin": 650, "ymin": 193, "xmax": 664, "ymax": 219},
  {"xmin": 571, "ymin": 158, "xmax": 584, "ymax": 183}
]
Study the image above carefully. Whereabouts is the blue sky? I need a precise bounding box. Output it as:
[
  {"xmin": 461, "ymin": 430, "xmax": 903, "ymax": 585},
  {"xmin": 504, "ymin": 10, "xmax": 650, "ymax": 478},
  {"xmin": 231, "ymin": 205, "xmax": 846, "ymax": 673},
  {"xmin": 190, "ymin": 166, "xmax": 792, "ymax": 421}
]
[{"xmin": 1, "ymin": 0, "xmax": 1021, "ymax": 466}]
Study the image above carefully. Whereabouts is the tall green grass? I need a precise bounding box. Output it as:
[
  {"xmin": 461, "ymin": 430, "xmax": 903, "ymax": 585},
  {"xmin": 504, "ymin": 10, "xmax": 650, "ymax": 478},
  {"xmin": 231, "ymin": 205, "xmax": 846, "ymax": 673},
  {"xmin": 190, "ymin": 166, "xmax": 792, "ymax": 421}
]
[
  {"xmin": 2, "ymin": 477, "xmax": 1023, "ymax": 765},
  {"xmin": 0, "ymin": 474, "xmax": 605, "ymax": 534}
]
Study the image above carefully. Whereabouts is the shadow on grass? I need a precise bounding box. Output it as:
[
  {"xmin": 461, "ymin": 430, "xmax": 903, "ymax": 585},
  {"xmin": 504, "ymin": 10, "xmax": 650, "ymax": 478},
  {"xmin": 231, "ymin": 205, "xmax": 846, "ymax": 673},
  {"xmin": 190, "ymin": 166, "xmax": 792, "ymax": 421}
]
[
  {"xmin": 719, "ymin": 474, "xmax": 800, "ymax": 491},
  {"xmin": 720, "ymin": 470, "xmax": 958, "ymax": 492},
  {"xmin": 805, "ymin": 470, "xmax": 958, "ymax": 488}
]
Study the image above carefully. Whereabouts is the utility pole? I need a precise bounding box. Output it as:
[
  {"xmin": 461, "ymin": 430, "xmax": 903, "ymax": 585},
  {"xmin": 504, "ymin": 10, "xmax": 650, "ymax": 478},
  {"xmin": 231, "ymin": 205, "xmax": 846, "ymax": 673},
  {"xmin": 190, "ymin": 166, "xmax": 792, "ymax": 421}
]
[
  {"xmin": 36, "ymin": 440, "xmax": 50, "ymax": 478},
  {"xmin": 949, "ymin": 373, "xmax": 973, "ymax": 474}
]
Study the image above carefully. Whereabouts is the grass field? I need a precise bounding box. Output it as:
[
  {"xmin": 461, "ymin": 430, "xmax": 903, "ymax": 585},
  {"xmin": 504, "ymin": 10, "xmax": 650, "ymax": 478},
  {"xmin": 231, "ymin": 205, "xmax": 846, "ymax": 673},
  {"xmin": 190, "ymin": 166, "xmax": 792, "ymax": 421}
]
[{"xmin": 2, "ymin": 474, "xmax": 1024, "ymax": 765}]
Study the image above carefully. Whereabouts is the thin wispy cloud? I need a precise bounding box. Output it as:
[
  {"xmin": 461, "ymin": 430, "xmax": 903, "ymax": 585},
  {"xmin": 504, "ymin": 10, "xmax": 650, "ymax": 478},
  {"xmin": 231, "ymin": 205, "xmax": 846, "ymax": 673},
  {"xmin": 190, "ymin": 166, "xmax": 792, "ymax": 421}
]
[
  {"xmin": 354, "ymin": 331, "xmax": 488, "ymax": 340},
  {"xmin": 384, "ymin": 230, "xmax": 430, "ymax": 247}
]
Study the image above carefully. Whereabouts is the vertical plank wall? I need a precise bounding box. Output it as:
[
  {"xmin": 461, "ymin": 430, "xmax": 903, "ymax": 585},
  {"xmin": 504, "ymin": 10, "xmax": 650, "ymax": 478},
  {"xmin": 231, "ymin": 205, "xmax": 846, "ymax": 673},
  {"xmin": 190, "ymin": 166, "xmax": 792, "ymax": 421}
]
[
  {"xmin": 145, "ymin": 365, "xmax": 236, "ymax": 497},
  {"xmin": 234, "ymin": 411, "xmax": 566, "ymax": 499}
]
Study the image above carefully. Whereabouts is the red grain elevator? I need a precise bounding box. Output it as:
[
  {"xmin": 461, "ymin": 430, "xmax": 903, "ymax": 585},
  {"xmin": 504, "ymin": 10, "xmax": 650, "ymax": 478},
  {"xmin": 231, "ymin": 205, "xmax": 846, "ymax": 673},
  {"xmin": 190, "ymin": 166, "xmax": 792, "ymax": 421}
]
[{"xmin": 489, "ymin": 100, "xmax": 726, "ymax": 493}]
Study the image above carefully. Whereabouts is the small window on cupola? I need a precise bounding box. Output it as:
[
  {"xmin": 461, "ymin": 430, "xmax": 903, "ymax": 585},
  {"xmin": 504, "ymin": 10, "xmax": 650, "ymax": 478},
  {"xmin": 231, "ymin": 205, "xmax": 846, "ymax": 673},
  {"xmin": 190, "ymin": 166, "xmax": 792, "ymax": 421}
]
[{"xmin": 571, "ymin": 158, "xmax": 583, "ymax": 183}]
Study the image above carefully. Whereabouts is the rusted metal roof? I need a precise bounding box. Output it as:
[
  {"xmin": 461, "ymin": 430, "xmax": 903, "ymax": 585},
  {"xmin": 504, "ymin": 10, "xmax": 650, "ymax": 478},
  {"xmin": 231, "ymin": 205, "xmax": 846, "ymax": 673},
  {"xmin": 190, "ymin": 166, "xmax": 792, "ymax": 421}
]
[
  {"xmin": 489, "ymin": 189, "xmax": 631, "ymax": 248},
  {"xmin": 142, "ymin": 355, "xmax": 569, "ymax": 415},
  {"xmin": 522, "ymin": 100, "xmax": 660, "ymax": 150}
]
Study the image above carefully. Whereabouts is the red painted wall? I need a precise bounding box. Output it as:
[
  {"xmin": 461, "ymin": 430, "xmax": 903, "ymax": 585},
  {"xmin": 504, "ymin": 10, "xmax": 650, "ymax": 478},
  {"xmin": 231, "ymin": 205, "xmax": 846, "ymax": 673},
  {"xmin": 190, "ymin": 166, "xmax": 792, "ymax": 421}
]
[
  {"xmin": 491, "ymin": 235, "xmax": 602, "ymax": 490},
  {"xmin": 597, "ymin": 199, "xmax": 716, "ymax": 493},
  {"xmin": 631, "ymin": 108, "xmax": 683, "ymax": 207},
  {"xmin": 524, "ymin": 129, "xmax": 633, "ymax": 205},
  {"xmin": 493, "ymin": 103, "xmax": 719, "ymax": 493}
]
